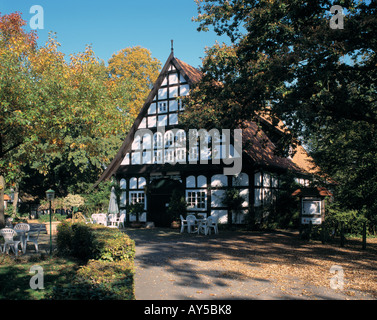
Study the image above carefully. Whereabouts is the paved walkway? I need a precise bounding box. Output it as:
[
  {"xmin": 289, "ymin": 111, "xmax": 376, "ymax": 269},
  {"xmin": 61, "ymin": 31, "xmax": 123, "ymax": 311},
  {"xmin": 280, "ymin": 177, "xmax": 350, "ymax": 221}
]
[{"xmin": 125, "ymin": 228, "xmax": 375, "ymax": 300}]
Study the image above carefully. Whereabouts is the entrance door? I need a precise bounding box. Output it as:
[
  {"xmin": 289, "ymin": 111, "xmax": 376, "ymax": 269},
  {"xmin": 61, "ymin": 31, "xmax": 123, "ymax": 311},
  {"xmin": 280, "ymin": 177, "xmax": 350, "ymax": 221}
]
[{"xmin": 148, "ymin": 178, "xmax": 183, "ymax": 227}]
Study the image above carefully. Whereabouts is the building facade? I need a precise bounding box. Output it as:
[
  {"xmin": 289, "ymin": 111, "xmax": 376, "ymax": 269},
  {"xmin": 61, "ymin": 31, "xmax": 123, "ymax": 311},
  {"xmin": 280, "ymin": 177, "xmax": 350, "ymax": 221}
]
[{"xmin": 96, "ymin": 52, "xmax": 316, "ymax": 227}]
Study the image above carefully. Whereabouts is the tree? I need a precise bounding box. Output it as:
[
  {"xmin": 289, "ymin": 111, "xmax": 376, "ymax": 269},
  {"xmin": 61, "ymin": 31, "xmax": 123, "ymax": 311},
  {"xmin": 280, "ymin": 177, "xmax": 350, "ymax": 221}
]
[
  {"xmin": 108, "ymin": 46, "xmax": 161, "ymax": 118},
  {"xmin": 0, "ymin": 12, "xmax": 137, "ymax": 225},
  {"xmin": 186, "ymin": 0, "xmax": 377, "ymax": 219}
]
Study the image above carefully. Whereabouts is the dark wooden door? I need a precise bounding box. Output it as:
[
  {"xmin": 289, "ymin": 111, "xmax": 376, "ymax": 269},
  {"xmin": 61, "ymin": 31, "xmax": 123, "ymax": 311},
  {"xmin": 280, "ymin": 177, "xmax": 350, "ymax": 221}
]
[{"xmin": 148, "ymin": 178, "xmax": 184, "ymax": 227}]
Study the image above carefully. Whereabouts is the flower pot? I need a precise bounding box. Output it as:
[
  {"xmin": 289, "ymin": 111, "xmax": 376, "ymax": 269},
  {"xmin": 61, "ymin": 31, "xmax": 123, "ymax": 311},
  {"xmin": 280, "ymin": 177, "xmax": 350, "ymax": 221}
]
[
  {"xmin": 45, "ymin": 221, "xmax": 61, "ymax": 235},
  {"xmin": 131, "ymin": 222, "xmax": 142, "ymax": 228},
  {"xmin": 170, "ymin": 221, "xmax": 180, "ymax": 229}
]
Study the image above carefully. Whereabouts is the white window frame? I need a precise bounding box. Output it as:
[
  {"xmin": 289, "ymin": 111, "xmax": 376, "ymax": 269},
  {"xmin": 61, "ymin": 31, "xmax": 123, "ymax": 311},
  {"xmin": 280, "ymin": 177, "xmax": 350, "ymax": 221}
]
[
  {"xmin": 153, "ymin": 132, "xmax": 163, "ymax": 149},
  {"xmin": 186, "ymin": 190, "xmax": 207, "ymax": 210},
  {"xmin": 158, "ymin": 102, "xmax": 167, "ymax": 113},
  {"xmin": 129, "ymin": 191, "xmax": 146, "ymax": 210},
  {"xmin": 176, "ymin": 148, "xmax": 186, "ymax": 162},
  {"xmin": 153, "ymin": 149, "xmax": 163, "ymax": 164},
  {"xmin": 165, "ymin": 131, "xmax": 174, "ymax": 148}
]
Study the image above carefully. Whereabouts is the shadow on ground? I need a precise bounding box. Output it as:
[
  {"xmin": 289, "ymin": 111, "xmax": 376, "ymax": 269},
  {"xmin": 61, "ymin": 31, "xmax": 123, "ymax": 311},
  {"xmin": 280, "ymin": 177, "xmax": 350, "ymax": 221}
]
[{"xmin": 125, "ymin": 227, "xmax": 377, "ymax": 300}]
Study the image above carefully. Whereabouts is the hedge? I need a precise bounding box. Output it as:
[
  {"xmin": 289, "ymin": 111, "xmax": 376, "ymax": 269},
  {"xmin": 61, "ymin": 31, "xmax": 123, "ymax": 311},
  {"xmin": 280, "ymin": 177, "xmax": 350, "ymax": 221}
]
[
  {"xmin": 56, "ymin": 222, "xmax": 135, "ymax": 262},
  {"xmin": 53, "ymin": 222, "xmax": 135, "ymax": 300}
]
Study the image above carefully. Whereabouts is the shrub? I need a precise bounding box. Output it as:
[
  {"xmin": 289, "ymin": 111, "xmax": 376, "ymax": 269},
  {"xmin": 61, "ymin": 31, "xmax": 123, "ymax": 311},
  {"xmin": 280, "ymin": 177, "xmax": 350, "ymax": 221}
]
[
  {"xmin": 54, "ymin": 222, "xmax": 135, "ymax": 300},
  {"xmin": 324, "ymin": 201, "xmax": 368, "ymax": 236},
  {"xmin": 52, "ymin": 260, "xmax": 135, "ymax": 300},
  {"xmin": 71, "ymin": 224, "xmax": 96, "ymax": 262},
  {"xmin": 56, "ymin": 222, "xmax": 135, "ymax": 263},
  {"xmin": 56, "ymin": 221, "xmax": 74, "ymax": 256}
]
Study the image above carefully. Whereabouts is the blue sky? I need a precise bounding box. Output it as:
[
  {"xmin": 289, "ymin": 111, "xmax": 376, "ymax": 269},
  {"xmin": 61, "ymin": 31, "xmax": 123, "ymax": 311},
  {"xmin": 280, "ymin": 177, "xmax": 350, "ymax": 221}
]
[{"xmin": 0, "ymin": 0, "xmax": 230, "ymax": 68}]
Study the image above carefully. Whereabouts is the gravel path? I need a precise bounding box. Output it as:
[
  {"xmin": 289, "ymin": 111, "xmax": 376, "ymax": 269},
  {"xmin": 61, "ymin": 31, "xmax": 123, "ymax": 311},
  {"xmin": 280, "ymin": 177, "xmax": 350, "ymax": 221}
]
[{"xmin": 125, "ymin": 228, "xmax": 376, "ymax": 300}]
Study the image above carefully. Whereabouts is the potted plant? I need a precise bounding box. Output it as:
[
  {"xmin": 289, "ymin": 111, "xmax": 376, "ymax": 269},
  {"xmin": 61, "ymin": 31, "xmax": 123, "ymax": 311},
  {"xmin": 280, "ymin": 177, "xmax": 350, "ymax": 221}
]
[
  {"xmin": 126, "ymin": 203, "xmax": 144, "ymax": 228},
  {"xmin": 166, "ymin": 190, "xmax": 187, "ymax": 229},
  {"xmin": 222, "ymin": 188, "xmax": 245, "ymax": 228}
]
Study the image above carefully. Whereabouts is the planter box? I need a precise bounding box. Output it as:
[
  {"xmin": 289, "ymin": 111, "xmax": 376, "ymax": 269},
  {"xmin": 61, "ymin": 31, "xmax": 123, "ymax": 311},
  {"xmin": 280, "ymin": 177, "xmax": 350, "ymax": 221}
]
[
  {"xmin": 45, "ymin": 221, "xmax": 61, "ymax": 235},
  {"xmin": 130, "ymin": 222, "xmax": 143, "ymax": 228}
]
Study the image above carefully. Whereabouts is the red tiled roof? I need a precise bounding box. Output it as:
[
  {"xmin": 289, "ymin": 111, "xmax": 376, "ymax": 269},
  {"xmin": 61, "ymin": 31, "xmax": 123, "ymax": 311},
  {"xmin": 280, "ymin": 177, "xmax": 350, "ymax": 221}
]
[
  {"xmin": 95, "ymin": 54, "xmax": 321, "ymax": 186},
  {"xmin": 292, "ymin": 187, "xmax": 333, "ymax": 197},
  {"xmin": 242, "ymin": 121, "xmax": 306, "ymax": 173},
  {"xmin": 174, "ymin": 58, "xmax": 203, "ymax": 84}
]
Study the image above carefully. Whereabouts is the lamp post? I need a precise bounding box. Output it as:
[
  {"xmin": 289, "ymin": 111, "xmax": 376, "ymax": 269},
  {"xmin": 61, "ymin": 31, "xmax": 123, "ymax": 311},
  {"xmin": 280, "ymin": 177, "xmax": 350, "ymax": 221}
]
[{"xmin": 46, "ymin": 189, "xmax": 55, "ymax": 254}]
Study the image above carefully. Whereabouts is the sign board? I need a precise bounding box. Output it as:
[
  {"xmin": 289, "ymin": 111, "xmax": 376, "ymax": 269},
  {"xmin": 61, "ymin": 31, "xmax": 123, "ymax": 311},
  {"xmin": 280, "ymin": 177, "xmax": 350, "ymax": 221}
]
[
  {"xmin": 301, "ymin": 217, "xmax": 322, "ymax": 225},
  {"xmin": 302, "ymin": 199, "xmax": 321, "ymax": 215}
]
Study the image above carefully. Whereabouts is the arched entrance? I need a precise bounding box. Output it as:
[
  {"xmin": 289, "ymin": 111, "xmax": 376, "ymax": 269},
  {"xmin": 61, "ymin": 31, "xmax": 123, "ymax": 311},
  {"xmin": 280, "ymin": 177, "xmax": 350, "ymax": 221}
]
[{"xmin": 148, "ymin": 178, "xmax": 184, "ymax": 227}]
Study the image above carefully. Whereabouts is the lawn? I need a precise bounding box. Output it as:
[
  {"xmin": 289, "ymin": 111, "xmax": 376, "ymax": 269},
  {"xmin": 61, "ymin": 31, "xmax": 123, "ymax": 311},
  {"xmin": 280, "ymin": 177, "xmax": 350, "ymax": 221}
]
[{"xmin": 0, "ymin": 254, "xmax": 79, "ymax": 300}]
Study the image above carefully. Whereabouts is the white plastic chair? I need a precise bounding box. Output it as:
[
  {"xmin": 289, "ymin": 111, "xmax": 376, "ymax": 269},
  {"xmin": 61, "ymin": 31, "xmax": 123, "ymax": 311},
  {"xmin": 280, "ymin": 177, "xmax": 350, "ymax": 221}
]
[
  {"xmin": 91, "ymin": 213, "xmax": 98, "ymax": 223},
  {"xmin": 206, "ymin": 216, "xmax": 219, "ymax": 235},
  {"xmin": 92, "ymin": 213, "xmax": 107, "ymax": 226},
  {"xmin": 26, "ymin": 224, "xmax": 42, "ymax": 253},
  {"xmin": 107, "ymin": 213, "xmax": 115, "ymax": 226},
  {"xmin": 107, "ymin": 214, "xmax": 119, "ymax": 228},
  {"xmin": 1, "ymin": 228, "xmax": 21, "ymax": 256},
  {"xmin": 186, "ymin": 215, "xmax": 198, "ymax": 233},
  {"xmin": 180, "ymin": 215, "xmax": 188, "ymax": 233},
  {"xmin": 14, "ymin": 223, "xmax": 30, "ymax": 253},
  {"xmin": 117, "ymin": 213, "xmax": 126, "ymax": 228}
]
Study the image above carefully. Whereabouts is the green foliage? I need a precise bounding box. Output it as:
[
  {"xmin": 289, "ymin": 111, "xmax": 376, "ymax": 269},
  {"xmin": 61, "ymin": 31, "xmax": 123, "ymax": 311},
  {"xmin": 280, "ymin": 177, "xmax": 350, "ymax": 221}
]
[
  {"xmin": 189, "ymin": 0, "xmax": 377, "ymax": 226},
  {"xmin": 56, "ymin": 222, "xmax": 135, "ymax": 263},
  {"xmin": 56, "ymin": 221, "xmax": 74, "ymax": 256},
  {"xmin": 81, "ymin": 181, "xmax": 112, "ymax": 215},
  {"xmin": 222, "ymin": 188, "xmax": 244, "ymax": 211},
  {"xmin": 323, "ymin": 200, "xmax": 368, "ymax": 236},
  {"xmin": 166, "ymin": 189, "xmax": 187, "ymax": 221},
  {"xmin": 247, "ymin": 175, "xmax": 300, "ymax": 230},
  {"xmin": 52, "ymin": 260, "xmax": 134, "ymax": 300},
  {"xmin": 37, "ymin": 213, "xmax": 66, "ymax": 223},
  {"xmin": 0, "ymin": 12, "xmax": 162, "ymax": 208},
  {"xmin": 54, "ymin": 222, "xmax": 135, "ymax": 300},
  {"xmin": 126, "ymin": 203, "xmax": 144, "ymax": 223},
  {"xmin": 221, "ymin": 188, "xmax": 245, "ymax": 226}
]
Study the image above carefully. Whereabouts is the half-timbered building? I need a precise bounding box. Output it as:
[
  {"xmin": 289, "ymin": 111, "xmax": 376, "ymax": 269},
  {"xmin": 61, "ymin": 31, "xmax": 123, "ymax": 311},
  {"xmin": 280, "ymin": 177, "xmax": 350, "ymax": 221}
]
[{"xmin": 96, "ymin": 50, "xmax": 318, "ymax": 227}]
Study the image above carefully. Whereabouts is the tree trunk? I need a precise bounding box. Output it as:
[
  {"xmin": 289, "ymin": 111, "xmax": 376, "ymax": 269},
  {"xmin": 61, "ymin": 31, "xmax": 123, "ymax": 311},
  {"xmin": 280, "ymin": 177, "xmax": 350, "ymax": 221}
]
[
  {"xmin": 12, "ymin": 184, "xmax": 19, "ymax": 215},
  {"xmin": 0, "ymin": 176, "xmax": 5, "ymax": 228}
]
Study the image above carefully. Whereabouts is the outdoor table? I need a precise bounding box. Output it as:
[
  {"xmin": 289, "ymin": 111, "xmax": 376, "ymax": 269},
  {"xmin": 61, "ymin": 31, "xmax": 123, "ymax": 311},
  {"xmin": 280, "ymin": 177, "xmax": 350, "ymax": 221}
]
[{"xmin": 196, "ymin": 219, "xmax": 207, "ymax": 234}]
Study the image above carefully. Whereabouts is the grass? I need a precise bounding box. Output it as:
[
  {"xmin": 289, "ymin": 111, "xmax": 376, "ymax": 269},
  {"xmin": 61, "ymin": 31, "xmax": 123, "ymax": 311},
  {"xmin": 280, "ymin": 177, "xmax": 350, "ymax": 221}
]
[{"xmin": 0, "ymin": 253, "xmax": 79, "ymax": 300}]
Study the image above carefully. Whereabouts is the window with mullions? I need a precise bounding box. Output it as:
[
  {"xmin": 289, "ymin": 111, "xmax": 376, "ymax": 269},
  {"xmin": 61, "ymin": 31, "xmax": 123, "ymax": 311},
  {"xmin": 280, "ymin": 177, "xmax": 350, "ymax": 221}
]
[
  {"xmin": 158, "ymin": 102, "xmax": 167, "ymax": 113},
  {"xmin": 254, "ymin": 172, "xmax": 279, "ymax": 207},
  {"xmin": 153, "ymin": 150, "xmax": 163, "ymax": 164},
  {"xmin": 153, "ymin": 132, "xmax": 163, "ymax": 149},
  {"xmin": 130, "ymin": 191, "xmax": 145, "ymax": 208},
  {"xmin": 176, "ymin": 148, "xmax": 186, "ymax": 162},
  {"xmin": 187, "ymin": 191, "xmax": 206, "ymax": 210},
  {"xmin": 165, "ymin": 131, "xmax": 174, "ymax": 147}
]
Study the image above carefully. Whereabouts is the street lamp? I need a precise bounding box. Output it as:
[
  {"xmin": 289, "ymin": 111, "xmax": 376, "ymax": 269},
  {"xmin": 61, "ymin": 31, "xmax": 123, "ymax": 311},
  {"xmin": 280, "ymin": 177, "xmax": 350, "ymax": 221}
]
[{"xmin": 45, "ymin": 189, "xmax": 55, "ymax": 254}]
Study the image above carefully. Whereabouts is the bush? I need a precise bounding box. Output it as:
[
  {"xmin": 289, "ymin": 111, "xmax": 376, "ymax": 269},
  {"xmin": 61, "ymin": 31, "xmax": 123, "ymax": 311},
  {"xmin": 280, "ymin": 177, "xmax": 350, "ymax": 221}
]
[
  {"xmin": 56, "ymin": 221, "xmax": 74, "ymax": 256},
  {"xmin": 56, "ymin": 222, "xmax": 135, "ymax": 263},
  {"xmin": 324, "ymin": 201, "xmax": 368, "ymax": 236},
  {"xmin": 54, "ymin": 222, "xmax": 135, "ymax": 300},
  {"xmin": 52, "ymin": 260, "xmax": 134, "ymax": 300}
]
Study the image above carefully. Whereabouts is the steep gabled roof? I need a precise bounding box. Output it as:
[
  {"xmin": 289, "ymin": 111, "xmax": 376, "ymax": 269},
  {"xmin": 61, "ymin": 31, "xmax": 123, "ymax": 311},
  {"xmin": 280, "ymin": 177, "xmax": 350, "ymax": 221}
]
[
  {"xmin": 95, "ymin": 54, "xmax": 316, "ymax": 187},
  {"xmin": 174, "ymin": 58, "xmax": 203, "ymax": 84},
  {"xmin": 95, "ymin": 53, "xmax": 204, "ymax": 186}
]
